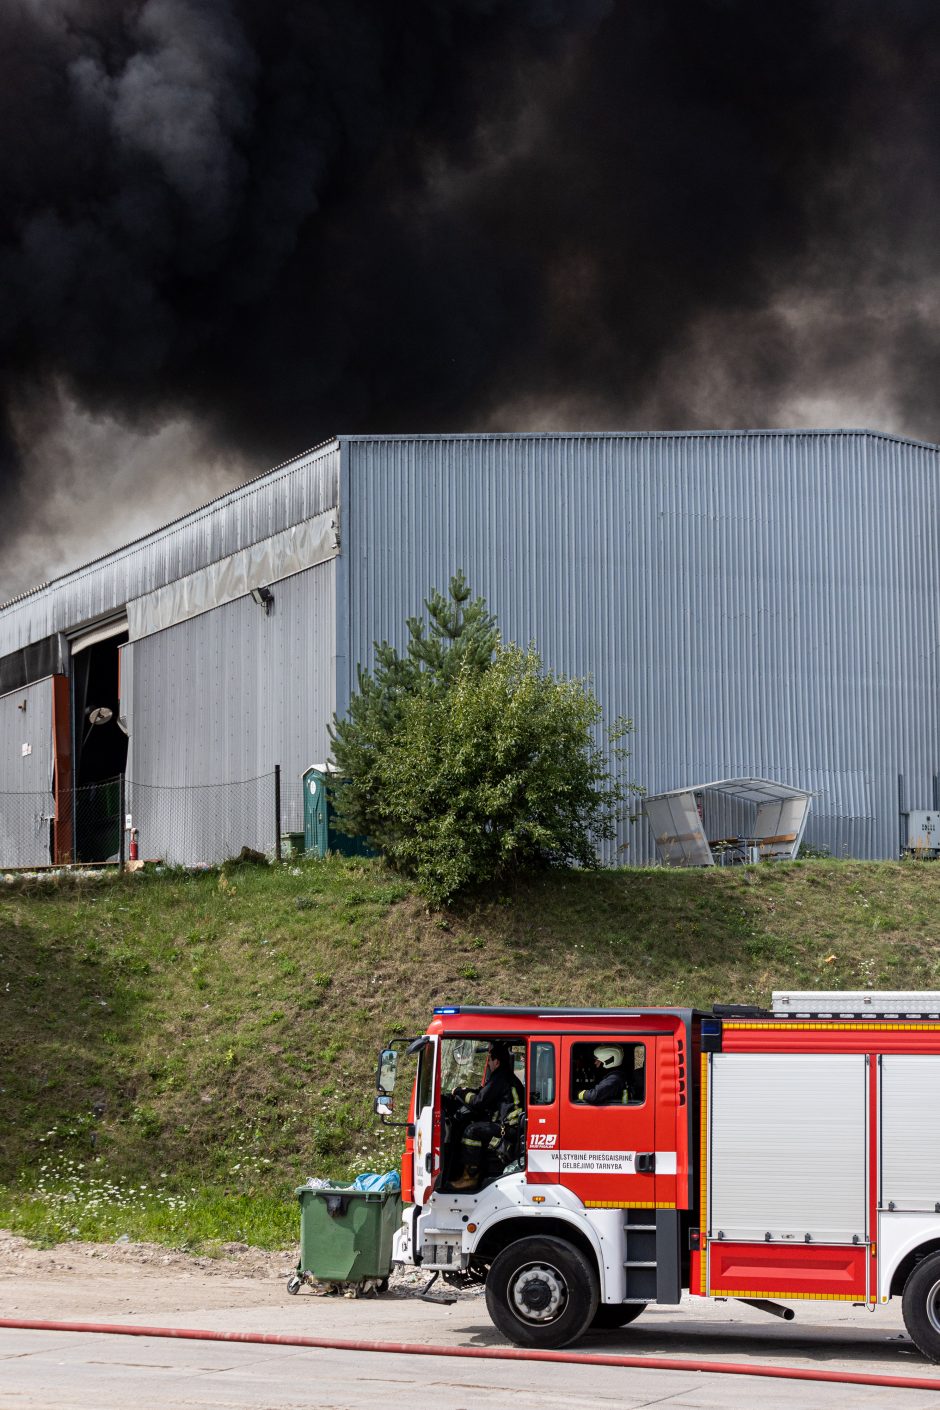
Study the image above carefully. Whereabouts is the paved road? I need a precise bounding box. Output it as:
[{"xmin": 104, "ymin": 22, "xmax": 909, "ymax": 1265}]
[{"xmin": 2, "ymin": 1293, "xmax": 940, "ymax": 1409}]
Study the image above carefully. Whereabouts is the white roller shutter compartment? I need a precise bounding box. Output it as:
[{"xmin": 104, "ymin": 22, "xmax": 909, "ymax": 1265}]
[
  {"xmin": 881, "ymin": 1055, "xmax": 940, "ymax": 1210},
  {"xmin": 709, "ymin": 1053, "xmax": 867, "ymax": 1243}
]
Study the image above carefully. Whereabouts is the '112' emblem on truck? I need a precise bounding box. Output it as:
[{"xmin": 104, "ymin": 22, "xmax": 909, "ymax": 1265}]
[{"xmin": 528, "ymin": 1133, "xmax": 557, "ymax": 1149}]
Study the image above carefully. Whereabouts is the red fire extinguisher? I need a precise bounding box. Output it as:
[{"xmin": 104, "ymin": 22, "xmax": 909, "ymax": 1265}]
[{"xmin": 129, "ymin": 828, "xmax": 139, "ymax": 861}]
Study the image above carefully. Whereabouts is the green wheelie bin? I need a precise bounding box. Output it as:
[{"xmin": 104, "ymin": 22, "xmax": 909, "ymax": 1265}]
[{"xmin": 288, "ymin": 1181, "xmax": 402, "ymax": 1293}]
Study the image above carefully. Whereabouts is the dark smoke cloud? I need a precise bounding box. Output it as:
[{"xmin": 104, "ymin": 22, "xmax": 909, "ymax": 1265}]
[{"xmin": 1, "ymin": 0, "xmax": 938, "ymax": 598}]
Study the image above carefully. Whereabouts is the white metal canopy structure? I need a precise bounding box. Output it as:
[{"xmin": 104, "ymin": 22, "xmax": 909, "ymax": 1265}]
[{"xmin": 645, "ymin": 777, "xmax": 813, "ymax": 867}]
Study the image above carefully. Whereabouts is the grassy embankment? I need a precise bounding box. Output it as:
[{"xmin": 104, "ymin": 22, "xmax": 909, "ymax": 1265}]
[{"xmin": 3, "ymin": 855, "xmax": 940, "ymax": 1249}]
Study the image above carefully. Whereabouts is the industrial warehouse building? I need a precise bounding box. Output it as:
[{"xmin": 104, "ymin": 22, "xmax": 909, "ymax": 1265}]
[{"xmin": 0, "ymin": 429, "xmax": 938, "ymax": 868}]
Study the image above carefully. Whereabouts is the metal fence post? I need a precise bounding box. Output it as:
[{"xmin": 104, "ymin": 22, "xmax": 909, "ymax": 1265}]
[
  {"xmin": 274, "ymin": 764, "xmax": 282, "ymax": 862},
  {"xmin": 119, "ymin": 775, "xmax": 126, "ymax": 871}
]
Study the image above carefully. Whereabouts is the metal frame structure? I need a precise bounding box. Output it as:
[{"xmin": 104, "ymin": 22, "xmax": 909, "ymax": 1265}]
[{"xmin": 645, "ymin": 777, "xmax": 813, "ymax": 866}]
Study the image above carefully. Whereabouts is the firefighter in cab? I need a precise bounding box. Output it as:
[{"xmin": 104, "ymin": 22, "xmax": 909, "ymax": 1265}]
[
  {"xmin": 577, "ymin": 1044, "xmax": 627, "ymax": 1104},
  {"xmin": 452, "ymin": 1042, "xmax": 525, "ymax": 1191}
]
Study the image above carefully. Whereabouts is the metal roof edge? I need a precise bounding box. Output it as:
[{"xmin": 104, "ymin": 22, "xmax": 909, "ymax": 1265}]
[
  {"xmin": 339, "ymin": 428, "xmax": 940, "ymax": 452},
  {"xmin": 646, "ymin": 776, "xmax": 814, "ymax": 801},
  {"xmin": 0, "ymin": 436, "xmax": 342, "ymax": 614}
]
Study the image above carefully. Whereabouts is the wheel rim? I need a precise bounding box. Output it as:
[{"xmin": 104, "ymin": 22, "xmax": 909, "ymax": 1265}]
[
  {"xmin": 508, "ymin": 1261, "xmax": 568, "ymax": 1325},
  {"xmin": 926, "ymin": 1277, "xmax": 940, "ymax": 1335}
]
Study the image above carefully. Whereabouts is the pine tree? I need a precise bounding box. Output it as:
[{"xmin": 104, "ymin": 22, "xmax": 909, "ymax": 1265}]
[
  {"xmin": 329, "ymin": 573, "xmax": 637, "ymax": 903},
  {"xmin": 329, "ymin": 571, "xmax": 498, "ymax": 841}
]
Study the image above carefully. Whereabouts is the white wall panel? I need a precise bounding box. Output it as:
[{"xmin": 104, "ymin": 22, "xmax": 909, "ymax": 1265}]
[
  {"xmin": 123, "ymin": 560, "xmax": 335, "ymax": 864},
  {"xmin": 0, "ymin": 677, "xmax": 54, "ymax": 867}
]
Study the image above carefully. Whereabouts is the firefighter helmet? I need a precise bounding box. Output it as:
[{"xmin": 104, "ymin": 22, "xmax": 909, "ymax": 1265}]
[{"xmin": 593, "ymin": 1044, "xmax": 624, "ymax": 1069}]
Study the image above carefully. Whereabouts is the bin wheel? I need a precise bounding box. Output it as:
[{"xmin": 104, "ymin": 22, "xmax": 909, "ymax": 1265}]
[{"xmin": 287, "ymin": 1274, "xmax": 303, "ymax": 1295}]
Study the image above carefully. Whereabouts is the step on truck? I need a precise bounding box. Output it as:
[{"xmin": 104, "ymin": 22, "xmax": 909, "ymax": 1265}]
[{"xmin": 373, "ymin": 992, "xmax": 940, "ymax": 1356}]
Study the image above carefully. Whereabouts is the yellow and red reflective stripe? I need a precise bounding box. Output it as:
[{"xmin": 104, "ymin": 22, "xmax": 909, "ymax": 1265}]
[
  {"xmin": 710, "ymin": 1288, "xmax": 860, "ymax": 1301},
  {"xmin": 583, "ymin": 1200, "xmax": 676, "ymax": 1209},
  {"xmin": 700, "ymin": 1052, "xmax": 709, "ymax": 1295}
]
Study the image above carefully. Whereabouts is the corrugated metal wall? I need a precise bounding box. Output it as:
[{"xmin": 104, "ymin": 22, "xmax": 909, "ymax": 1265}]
[
  {"xmin": 0, "ymin": 440, "xmax": 340, "ymax": 658},
  {"xmin": 122, "ymin": 560, "xmax": 336, "ymax": 864},
  {"xmin": 344, "ymin": 432, "xmax": 940, "ymax": 863},
  {"xmin": 3, "ymin": 428, "xmax": 936, "ymax": 867},
  {"xmin": 0, "ymin": 677, "xmax": 54, "ymax": 866}
]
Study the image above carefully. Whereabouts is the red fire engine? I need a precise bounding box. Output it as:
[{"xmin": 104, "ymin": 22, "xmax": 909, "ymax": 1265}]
[{"xmin": 374, "ymin": 991, "xmax": 940, "ymax": 1358}]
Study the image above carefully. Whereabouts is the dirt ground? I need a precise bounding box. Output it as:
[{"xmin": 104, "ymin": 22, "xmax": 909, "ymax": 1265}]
[
  {"xmin": 0, "ymin": 1229, "xmax": 476, "ymax": 1320},
  {"xmin": 0, "ymin": 1230, "xmax": 296, "ymax": 1318}
]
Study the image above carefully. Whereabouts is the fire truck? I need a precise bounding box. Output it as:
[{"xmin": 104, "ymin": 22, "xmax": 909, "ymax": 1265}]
[{"xmin": 374, "ymin": 991, "xmax": 940, "ymax": 1358}]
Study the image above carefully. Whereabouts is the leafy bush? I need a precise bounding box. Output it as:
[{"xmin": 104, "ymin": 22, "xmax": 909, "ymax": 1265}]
[{"xmin": 330, "ymin": 573, "xmax": 637, "ymax": 904}]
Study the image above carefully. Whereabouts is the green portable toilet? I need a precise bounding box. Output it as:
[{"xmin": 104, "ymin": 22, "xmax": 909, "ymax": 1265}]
[
  {"xmin": 303, "ymin": 766, "xmax": 330, "ymax": 857},
  {"xmin": 302, "ymin": 765, "xmax": 374, "ymax": 859}
]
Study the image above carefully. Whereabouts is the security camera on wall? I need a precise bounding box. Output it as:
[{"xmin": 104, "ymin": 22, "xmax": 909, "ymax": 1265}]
[{"xmin": 250, "ymin": 585, "xmax": 274, "ymax": 614}]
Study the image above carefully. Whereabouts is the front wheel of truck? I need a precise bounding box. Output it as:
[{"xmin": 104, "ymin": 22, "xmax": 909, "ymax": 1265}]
[
  {"xmin": 903, "ymin": 1252, "xmax": 940, "ymax": 1361},
  {"xmin": 485, "ymin": 1235, "xmax": 598, "ymax": 1348}
]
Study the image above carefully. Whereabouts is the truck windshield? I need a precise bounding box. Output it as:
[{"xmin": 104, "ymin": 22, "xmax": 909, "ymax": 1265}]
[
  {"xmin": 440, "ymin": 1038, "xmax": 489, "ymax": 1093},
  {"xmin": 439, "ymin": 1037, "xmax": 526, "ymax": 1098}
]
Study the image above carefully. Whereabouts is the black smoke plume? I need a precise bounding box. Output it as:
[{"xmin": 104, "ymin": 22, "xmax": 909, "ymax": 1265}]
[{"xmin": 1, "ymin": 0, "xmax": 938, "ymax": 596}]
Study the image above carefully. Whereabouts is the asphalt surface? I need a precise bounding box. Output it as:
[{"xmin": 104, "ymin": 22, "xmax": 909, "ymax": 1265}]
[{"xmin": 2, "ymin": 1287, "xmax": 940, "ymax": 1409}]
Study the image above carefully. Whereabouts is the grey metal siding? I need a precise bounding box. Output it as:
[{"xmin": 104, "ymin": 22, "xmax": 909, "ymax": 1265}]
[
  {"xmin": 0, "ymin": 676, "xmax": 54, "ymax": 866},
  {"xmin": 0, "ymin": 440, "xmax": 340, "ymax": 657},
  {"xmin": 122, "ymin": 559, "xmax": 336, "ymax": 863},
  {"xmin": 344, "ymin": 432, "xmax": 940, "ymax": 863}
]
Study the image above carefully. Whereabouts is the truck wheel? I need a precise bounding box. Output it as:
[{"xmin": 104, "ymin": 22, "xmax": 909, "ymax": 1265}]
[
  {"xmin": 485, "ymin": 1236, "xmax": 599, "ymax": 1348},
  {"xmin": 591, "ymin": 1302, "xmax": 646, "ymax": 1329},
  {"xmin": 903, "ymin": 1253, "xmax": 940, "ymax": 1361}
]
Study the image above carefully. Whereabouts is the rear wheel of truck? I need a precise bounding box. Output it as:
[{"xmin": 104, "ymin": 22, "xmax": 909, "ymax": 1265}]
[
  {"xmin": 903, "ymin": 1252, "xmax": 940, "ymax": 1361},
  {"xmin": 485, "ymin": 1236, "xmax": 599, "ymax": 1348},
  {"xmin": 591, "ymin": 1302, "xmax": 646, "ymax": 1329}
]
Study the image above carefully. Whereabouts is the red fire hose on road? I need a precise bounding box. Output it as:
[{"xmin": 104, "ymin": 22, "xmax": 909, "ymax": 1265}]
[{"xmin": 2, "ymin": 1317, "xmax": 940, "ymax": 1393}]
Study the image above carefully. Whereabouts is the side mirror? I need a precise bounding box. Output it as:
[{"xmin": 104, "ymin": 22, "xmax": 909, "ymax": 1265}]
[
  {"xmin": 377, "ymin": 1047, "xmax": 399, "ymax": 1095},
  {"xmin": 374, "ymin": 1095, "xmax": 394, "ymax": 1117}
]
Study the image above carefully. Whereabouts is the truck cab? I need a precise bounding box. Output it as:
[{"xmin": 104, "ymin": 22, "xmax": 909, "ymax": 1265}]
[{"xmin": 377, "ymin": 1004, "xmax": 693, "ymax": 1347}]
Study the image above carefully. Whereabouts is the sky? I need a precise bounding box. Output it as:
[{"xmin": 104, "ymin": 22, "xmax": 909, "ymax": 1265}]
[{"xmin": 1, "ymin": 0, "xmax": 938, "ymax": 600}]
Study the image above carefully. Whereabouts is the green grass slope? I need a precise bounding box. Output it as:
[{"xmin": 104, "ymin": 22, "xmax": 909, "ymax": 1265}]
[{"xmin": 3, "ymin": 856, "xmax": 940, "ymax": 1246}]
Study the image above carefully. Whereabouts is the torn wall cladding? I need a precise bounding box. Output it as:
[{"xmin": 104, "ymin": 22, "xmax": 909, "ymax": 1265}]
[{"xmin": 0, "ymin": 430, "xmax": 938, "ymax": 867}]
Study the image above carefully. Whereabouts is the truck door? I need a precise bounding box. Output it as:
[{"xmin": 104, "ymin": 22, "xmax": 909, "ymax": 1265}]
[
  {"xmin": 412, "ymin": 1037, "xmax": 440, "ymax": 1204},
  {"xmin": 558, "ymin": 1035, "xmax": 659, "ymax": 1206},
  {"xmin": 526, "ymin": 1038, "xmax": 560, "ymax": 1184}
]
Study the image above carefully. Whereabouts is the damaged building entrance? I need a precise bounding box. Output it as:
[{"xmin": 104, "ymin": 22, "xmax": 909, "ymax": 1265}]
[{"xmin": 70, "ymin": 620, "xmax": 128, "ymax": 862}]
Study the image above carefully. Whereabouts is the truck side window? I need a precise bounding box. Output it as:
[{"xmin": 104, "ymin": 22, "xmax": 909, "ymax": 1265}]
[
  {"xmin": 416, "ymin": 1045, "xmax": 434, "ymax": 1113},
  {"xmin": 529, "ymin": 1042, "xmax": 556, "ymax": 1105},
  {"xmin": 570, "ymin": 1041, "xmax": 646, "ymax": 1104}
]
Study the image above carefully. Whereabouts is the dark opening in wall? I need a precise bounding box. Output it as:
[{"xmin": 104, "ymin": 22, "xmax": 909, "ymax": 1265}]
[{"xmin": 72, "ymin": 632, "xmax": 128, "ymax": 861}]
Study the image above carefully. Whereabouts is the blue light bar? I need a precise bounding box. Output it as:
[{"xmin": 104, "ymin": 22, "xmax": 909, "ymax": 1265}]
[{"xmin": 434, "ymin": 1006, "xmax": 460, "ymax": 1015}]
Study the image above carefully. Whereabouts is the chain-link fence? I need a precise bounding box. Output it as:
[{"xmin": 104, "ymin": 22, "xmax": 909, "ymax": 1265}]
[
  {"xmin": 126, "ymin": 774, "xmax": 278, "ymax": 866},
  {"xmin": 280, "ymin": 777, "xmax": 308, "ymax": 859},
  {"xmin": 0, "ymin": 767, "xmax": 313, "ymax": 870}
]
